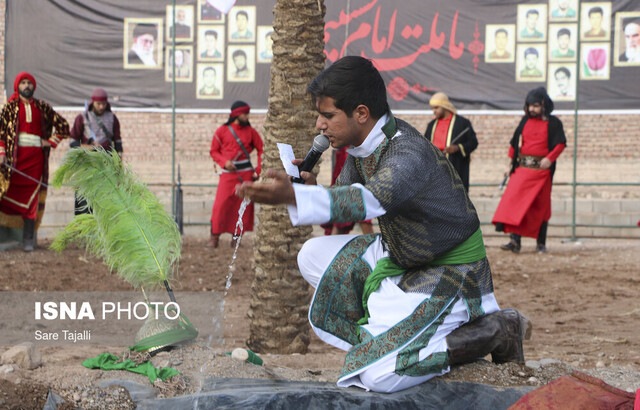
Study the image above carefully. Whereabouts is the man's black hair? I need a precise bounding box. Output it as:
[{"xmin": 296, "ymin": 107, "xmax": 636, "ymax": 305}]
[
  {"xmin": 557, "ymin": 28, "xmax": 571, "ymax": 38},
  {"xmin": 524, "ymin": 47, "xmax": 539, "ymax": 58},
  {"xmin": 525, "ymin": 87, "xmax": 554, "ymax": 116},
  {"xmin": 307, "ymin": 56, "xmax": 389, "ymax": 119},
  {"xmin": 588, "ymin": 6, "xmax": 603, "ymax": 17},
  {"xmin": 554, "ymin": 67, "xmax": 571, "ymax": 78},
  {"xmin": 232, "ymin": 49, "xmax": 247, "ymax": 59}
]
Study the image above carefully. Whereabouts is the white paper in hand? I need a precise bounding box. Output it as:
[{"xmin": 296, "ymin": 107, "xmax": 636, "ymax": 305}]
[{"xmin": 276, "ymin": 143, "xmax": 300, "ymax": 178}]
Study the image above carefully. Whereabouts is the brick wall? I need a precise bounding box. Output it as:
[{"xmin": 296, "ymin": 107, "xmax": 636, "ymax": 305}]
[{"xmin": 2, "ymin": 0, "xmax": 638, "ymax": 239}]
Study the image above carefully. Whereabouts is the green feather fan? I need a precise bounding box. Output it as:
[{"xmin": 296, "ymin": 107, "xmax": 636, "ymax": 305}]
[{"xmin": 50, "ymin": 148, "xmax": 181, "ymax": 291}]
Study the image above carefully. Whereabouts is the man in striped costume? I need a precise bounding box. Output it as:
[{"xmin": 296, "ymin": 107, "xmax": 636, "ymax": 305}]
[
  {"xmin": 0, "ymin": 72, "xmax": 70, "ymax": 251},
  {"xmin": 237, "ymin": 57, "xmax": 531, "ymax": 393}
]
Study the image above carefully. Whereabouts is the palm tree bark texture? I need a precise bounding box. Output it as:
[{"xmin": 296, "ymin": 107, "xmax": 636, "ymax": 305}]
[{"xmin": 247, "ymin": 0, "xmax": 326, "ymax": 354}]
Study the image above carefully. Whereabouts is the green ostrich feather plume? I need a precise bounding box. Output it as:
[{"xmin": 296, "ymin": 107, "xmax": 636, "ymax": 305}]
[{"xmin": 50, "ymin": 149, "xmax": 181, "ymax": 290}]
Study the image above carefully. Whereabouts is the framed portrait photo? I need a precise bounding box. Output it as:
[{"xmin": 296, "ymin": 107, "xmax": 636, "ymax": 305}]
[
  {"xmin": 613, "ymin": 12, "xmax": 640, "ymax": 66},
  {"xmin": 166, "ymin": 5, "xmax": 194, "ymax": 43},
  {"xmin": 517, "ymin": 4, "xmax": 548, "ymax": 42},
  {"xmin": 165, "ymin": 46, "xmax": 193, "ymax": 83},
  {"xmin": 196, "ymin": 63, "xmax": 224, "ymax": 100},
  {"xmin": 549, "ymin": 0, "xmax": 578, "ymax": 22},
  {"xmin": 257, "ymin": 26, "xmax": 274, "ymax": 63},
  {"xmin": 228, "ymin": 6, "xmax": 256, "ymax": 43},
  {"xmin": 198, "ymin": 25, "xmax": 225, "ymax": 62},
  {"xmin": 547, "ymin": 63, "xmax": 577, "ymax": 101},
  {"xmin": 548, "ymin": 24, "xmax": 578, "ymax": 62},
  {"xmin": 123, "ymin": 18, "xmax": 163, "ymax": 70},
  {"xmin": 515, "ymin": 44, "xmax": 547, "ymax": 82},
  {"xmin": 198, "ymin": 0, "xmax": 225, "ymax": 24},
  {"xmin": 580, "ymin": 2, "xmax": 612, "ymax": 42},
  {"xmin": 485, "ymin": 24, "xmax": 515, "ymax": 63},
  {"xmin": 227, "ymin": 45, "xmax": 255, "ymax": 82}
]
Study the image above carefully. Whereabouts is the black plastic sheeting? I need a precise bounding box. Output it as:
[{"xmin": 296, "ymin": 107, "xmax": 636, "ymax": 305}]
[{"xmin": 132, "ymin": 377, "xmax": 534, "ymax": 409}]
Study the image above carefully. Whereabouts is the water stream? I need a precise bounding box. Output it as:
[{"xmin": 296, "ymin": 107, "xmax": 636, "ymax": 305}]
[
  {"xmin": 208, "ymin": 198, "xmax": 251, "ymax": 346},
  {"xmin": 201, "ymin": 197, "xmax": 251, "ymax": 387}
]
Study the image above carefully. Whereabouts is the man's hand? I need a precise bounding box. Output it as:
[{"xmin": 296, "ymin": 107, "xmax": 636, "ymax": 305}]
[
  {"xmin": 0, "ymin": 155, "xmax": 6, "ymax": 166},
  {"xmin": 236, "ymin": 169, "xmax": 296, "ymax": 205},
  {"xmin": 42, "ymin": 140, "xmax": 52, "ymax": 148},
  {"xmin": 444, "ymin": 144, "xmax": 460, "ymax": 154},
  {"xmin": 539, "ymin": 157, "xmax": 552, "ymax": 169},
  {"xmin": 291, "ymin": 158, "xmax": 317, "ymax": 185},
  {"xmin": 225, "ymin": 160, "xmax": 237, "ymax": 171}
]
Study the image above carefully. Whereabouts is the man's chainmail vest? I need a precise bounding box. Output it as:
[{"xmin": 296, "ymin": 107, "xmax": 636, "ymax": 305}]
[
  {"xmin": 84, "ymin": 111, "xmax": 115, "ymax": 147},
  {"xmin": 337, "ymin": 117, "xmax": 479, "ymax": 269}
]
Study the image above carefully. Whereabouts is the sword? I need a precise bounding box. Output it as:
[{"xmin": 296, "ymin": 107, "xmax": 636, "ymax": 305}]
[
  {"xmin": 450, "ymin": 126, "xmax": 470, "ymax": 146},
  {"xmin": 1, "ymin": 162, "xmax": 49, "ymax": 188},
  {"xmin": 498, "ymin": 173, "xmax": 508, "ymax": 191}
]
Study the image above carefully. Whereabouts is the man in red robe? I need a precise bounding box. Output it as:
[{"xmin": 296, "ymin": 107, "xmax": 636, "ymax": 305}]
[
  {"xmin": 424, "ymin": 92, "xmax": 478, "ymax": 191},
  {"xmin": 208, "ymin": 101, "xmax": 263, "ymax": 248},
  {"xmin": 492, "ymin": 87, "xmax": 566, "ymax": 253},
  {"xmin": 0, "ymin": 72, "xmax": 70, "ymax": 251}
]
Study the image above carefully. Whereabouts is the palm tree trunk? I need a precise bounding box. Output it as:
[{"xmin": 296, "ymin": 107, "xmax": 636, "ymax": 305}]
[{"xmin": 246, "ymin": 0, "xmax": 326, "ymax": 354}]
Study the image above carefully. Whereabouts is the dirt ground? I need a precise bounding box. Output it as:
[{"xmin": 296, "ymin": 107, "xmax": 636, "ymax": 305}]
[{"xmin": 0, "ymin": 234, "xmax": 639, "ymax": 408}]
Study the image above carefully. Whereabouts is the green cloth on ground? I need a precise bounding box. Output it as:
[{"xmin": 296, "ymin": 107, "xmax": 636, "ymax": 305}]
[
  {"xmin": 82, "ymin": 352, "xmax": 179, "ymax": 384},
  {"xmin": 358, "ymin": 227, "xmax": 486, "ymax": 327}
]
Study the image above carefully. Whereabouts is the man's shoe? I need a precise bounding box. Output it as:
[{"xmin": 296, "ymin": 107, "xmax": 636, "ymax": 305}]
[
  {"xmin": 536, "ymin": 244, "xmax": 547, "ymax": 253},
  {"xmin": 22, "ymin": 219, "xmax": 35, "ymax": 252},
  {"xmin": 446, "ymin": 309, "xmax": 533, "ymax": 366},
  {"xmin": 500, "ymin": 240, "xmax": 521, "ymax": 253},
  {"xmin": 207, "ymin": 234, "xmax": 219, "ymax": 248},
  {"xmin": 490, "ymin": 309, "xmax": 533, "ymax": 364}
]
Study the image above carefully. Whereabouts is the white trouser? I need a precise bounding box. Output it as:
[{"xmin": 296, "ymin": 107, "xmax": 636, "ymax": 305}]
[{"xmin": 297, "ymin": 234, "xmax": 500, "ymax": 393}]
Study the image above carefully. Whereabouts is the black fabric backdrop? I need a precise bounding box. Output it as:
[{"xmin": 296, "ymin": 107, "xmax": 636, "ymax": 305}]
[{"xmin": 5, "ymin": 0, "xmax": 640, "ymax": 110}]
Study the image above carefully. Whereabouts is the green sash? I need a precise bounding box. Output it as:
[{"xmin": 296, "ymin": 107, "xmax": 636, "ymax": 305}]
[{"xmin": 359, "ymin": 227, "xmax": 485, "ymax": 325}]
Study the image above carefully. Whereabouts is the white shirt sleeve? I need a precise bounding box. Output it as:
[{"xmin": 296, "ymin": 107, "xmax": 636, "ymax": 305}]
[{"xmin": 287, "ymin": 183, "xmax": 386, "ymax": 226}]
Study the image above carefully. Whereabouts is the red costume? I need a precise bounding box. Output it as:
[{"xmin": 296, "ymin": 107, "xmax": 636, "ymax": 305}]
[
  {"xmin": 493, "ymin": 118, "xmax": 565, "ymax": 238},
  {"xmin": 493, "ymin": 88, "xmax": 566, "ymax": 248},
  {"xmin": 0, "ymin": 72, "xmax": 70, "ymax": 230},
  {"xmin": 209, "ymin": 106, "xmax": 263, "ymax": 237}
]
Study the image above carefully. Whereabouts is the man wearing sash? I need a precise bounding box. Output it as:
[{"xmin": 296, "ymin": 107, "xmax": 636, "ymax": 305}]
[
  {"xmin": 493, "ymin": 87, "xmax": 566, "ymax": 253},
  {"xmin": 237, "ymin": 57, "xmax": 531, "ymax": 393},
  {"xmin": 209, "ymin": 101, "xmax": 263, "ymax": 248},
  {"xmin": 424, "ymin": 92, "xmax": 478, "ymax": 191},
  {"xmin": 0, "ymin": 72, "xmax": 70, "ymax": 251}
]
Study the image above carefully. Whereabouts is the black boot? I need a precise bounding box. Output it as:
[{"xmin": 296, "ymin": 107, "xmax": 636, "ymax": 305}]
[
  {"xmin": 446, "ymin": 309, "xmax": 532, "ymax": 366},
  {"xmin": 536, "ymin": 222, "xmax": 548, "ymax": 253},
  {"xmin": 500, "ymin": 234, "xmax": 521, "ymax": 253},
  {"xmin": 22, "ymin": 219, "xmax": 36, "ymax": 252}
]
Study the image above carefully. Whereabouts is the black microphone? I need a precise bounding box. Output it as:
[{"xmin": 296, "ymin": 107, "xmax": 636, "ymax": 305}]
[{"xmin": 292, "ymin": 134, "xmax": 331, "ymax": 184}]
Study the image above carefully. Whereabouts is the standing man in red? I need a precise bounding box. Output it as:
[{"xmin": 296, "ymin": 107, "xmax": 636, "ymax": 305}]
[
  {"xmin": 0, "ymin": 72, "xmax": 70, "ymax": 251},
  {"xmin": 424, "ymin": 92, "xmax": 478, "ymax": 192},
  {"xmin": 209, "ymin": 101, "xmax": 263, "ymax": 248},
  {"xmin": 493, "ymin": 87, "xmax": 566, "ymax": 253}
]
